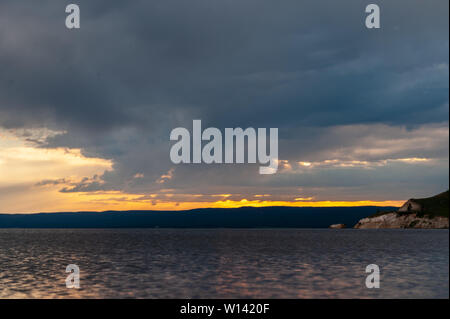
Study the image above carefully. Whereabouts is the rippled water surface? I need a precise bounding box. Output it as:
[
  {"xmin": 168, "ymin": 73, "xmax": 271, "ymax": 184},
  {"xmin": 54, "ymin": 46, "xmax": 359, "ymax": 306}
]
[{"xmin": 0, "ymin": 229, "xmax": 448, "ymax": 298}]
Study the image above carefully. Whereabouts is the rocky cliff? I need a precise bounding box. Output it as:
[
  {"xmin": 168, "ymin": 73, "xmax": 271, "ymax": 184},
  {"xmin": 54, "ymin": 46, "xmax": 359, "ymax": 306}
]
[
  {"xmin": 329, "ymin": 223, "xmax": 346, "ymax": 229},
  {"xmin": 354, "ymin": 212, "xmax": 448, "ymax": 229},
  {"xmin": 354, "ymin": 191, "xmax": 449, "ymax": 229}
]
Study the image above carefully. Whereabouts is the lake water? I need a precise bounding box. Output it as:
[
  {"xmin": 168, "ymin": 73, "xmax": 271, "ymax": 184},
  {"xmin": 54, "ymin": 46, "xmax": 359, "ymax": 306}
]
[{"xmin": 0, "ymin": 229, "xmax": 448, "ymax": 298}]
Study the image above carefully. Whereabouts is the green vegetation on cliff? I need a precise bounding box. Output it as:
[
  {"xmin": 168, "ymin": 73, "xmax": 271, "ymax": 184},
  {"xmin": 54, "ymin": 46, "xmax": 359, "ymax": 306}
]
[
  {"xmin": 413, "ymin": 190, "xmax": 449, "ymax": 218},
  {"xmin": 369, "ymin": 190, "xmax": 449, "ymax": 219}
]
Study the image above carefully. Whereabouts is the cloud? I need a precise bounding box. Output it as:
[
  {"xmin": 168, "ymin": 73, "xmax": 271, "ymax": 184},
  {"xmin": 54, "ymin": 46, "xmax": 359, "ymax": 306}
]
[
  {"xmin": 157, "ymin": 168, "xmax": 175, "ymax": 184},
  {"xmin": 281, "ymin": 123, "xmax": 449, "ymax": 163},
  {"xmin": 0, "ymin": 1, "xmax": 448, "ymax": 211},
  {"xmin": 35, "ymin": 178, "xmax": 68, "ymax": 186},
  {"xmin": 0, "ymin": 128, "xmax": 113, "ymax": 212}
]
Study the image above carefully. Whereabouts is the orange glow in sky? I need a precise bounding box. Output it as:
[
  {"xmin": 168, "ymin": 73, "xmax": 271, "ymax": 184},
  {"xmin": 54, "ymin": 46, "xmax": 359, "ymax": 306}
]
[{"xmin": 0, "ymin": 129, "xmax": 405, "ymax": 213}]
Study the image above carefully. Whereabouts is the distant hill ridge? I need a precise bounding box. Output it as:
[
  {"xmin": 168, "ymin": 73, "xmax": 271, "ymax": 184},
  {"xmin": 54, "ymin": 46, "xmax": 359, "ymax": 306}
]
[{"xmin": 0, "ymin": 206, "xmax": 395, "ymax": 229}]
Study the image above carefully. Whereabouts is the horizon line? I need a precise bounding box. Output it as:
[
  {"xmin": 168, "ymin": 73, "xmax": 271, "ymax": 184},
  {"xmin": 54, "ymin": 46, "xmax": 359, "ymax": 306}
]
[{"xmin": 0, "ymin": 201, "xmax": 403, "ymax": 215}]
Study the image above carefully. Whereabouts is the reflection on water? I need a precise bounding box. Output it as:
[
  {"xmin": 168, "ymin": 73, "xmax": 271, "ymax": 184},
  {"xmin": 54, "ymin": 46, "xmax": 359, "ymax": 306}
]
[{"xmin": 0, "ymin": 229, "xmax": 448, "ymax": 298}]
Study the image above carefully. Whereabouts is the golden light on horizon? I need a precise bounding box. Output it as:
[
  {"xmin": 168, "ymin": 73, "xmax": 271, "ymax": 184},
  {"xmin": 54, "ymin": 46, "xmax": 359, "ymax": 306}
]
[
  {"xmin": 0, "ymin": 129, "xmax": 112, "ymax": 186},
  {"xmin": 294, "ymin": 197, "xmax": 314, "ymax": 201},
  {"xmin": 0, "ymin": 129, "xmax": 113, "ymax": 213},
  {"xmin": 299, "ymin": 161, "xmax": 312, "ymax": 167},
  {"xmin": 210, "ymin": 199, "xmax": 404, "ymax": 209},
  {"xmin": 1, "ymin": 184, "xmax": 405, "ymax": 214},
  {"xmin": 0, "ymin": 128, "xmax": 414, "ymax": 214}
]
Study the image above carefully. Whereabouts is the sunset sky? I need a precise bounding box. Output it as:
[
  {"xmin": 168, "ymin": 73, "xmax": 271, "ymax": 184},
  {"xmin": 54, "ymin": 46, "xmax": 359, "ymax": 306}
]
[{"xmin": 0, "ymin": 0, "xmax": 448, "ymax": 213}]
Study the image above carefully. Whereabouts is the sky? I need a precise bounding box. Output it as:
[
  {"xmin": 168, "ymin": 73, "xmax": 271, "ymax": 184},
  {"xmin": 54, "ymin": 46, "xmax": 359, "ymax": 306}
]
[{"xmin": 0, "ymin": 0, "xmax": 448, "ymax": 213}]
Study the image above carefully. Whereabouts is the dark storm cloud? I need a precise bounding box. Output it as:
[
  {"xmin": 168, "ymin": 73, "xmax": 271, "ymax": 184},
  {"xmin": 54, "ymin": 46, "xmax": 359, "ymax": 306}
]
[
  {"xmin": 0, "ymin": 0, "xmax": 448, "ymax": 198},
  {"xmin": 1, "ymin": 0, "xmax": 448, "ymax": 129}
]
